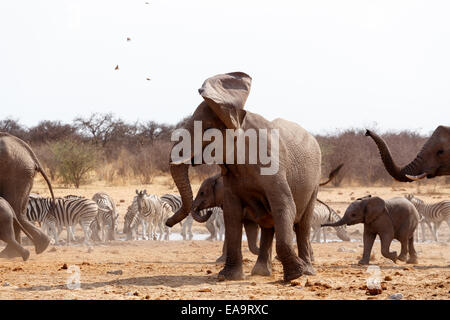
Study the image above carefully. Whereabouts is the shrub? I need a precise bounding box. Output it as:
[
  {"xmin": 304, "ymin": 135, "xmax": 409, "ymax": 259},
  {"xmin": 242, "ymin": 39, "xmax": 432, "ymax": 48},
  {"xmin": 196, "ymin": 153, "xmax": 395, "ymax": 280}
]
[{"xmin": 51, "ymin": 139, "xmax": 100, "ymax": 188}]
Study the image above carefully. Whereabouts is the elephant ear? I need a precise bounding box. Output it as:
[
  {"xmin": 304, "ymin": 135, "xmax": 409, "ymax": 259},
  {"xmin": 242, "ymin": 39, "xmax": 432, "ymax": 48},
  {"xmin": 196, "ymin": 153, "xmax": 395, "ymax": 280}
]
[
  {"xmin": 198, "ymin": 72, "xmax": 251, "ymax": 129},
  {"xmin": 364, "ymin": 197, "xmax": 386, "ymax": 224}
]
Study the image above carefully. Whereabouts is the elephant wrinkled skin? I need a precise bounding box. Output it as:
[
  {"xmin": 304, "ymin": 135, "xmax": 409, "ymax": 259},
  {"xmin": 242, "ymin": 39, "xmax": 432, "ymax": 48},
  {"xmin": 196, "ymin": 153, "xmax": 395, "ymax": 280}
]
[
  {"xmin": 0, "ymin": 132, "xmax": 55, "ymax": 257},
  {"xmin": 323, "ymin": 196, "xmax": 420, "ymax": 265},
  {"xmin": 165, "ymin": 72, "xmax": 322, "ymax": 281},
  {"xmin": 366, "ymin": 126, "xmax": 450, "ymax": 182}
]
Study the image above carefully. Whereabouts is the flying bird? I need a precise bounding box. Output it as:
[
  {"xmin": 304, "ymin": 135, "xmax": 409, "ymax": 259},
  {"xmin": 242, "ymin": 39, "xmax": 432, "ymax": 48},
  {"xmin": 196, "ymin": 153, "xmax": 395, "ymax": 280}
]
[{"xmin": 146, "ymin": 78, "xmax": 151, "ymax": 81}]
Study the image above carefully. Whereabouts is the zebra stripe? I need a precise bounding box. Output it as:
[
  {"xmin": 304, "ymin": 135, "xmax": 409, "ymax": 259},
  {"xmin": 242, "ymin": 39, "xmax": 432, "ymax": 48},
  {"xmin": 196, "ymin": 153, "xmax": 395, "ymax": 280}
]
[
  {"xmin": 26, "ymin": 196, "xmax": 98, "ymax": 245},
  {"xmin": 91, "ymin": 192, "xmax": 117, "ymax": 242},
  {"xmin": 160, "ymin": 194, "xmax": 182, "ymax": 213},
  {"xmin": 405, "ymin": 194, "xmax": 450, "ymax": 242},
  {"xmin": 310, "ymin": 200, "xmax": 350, "ymax": 242}
]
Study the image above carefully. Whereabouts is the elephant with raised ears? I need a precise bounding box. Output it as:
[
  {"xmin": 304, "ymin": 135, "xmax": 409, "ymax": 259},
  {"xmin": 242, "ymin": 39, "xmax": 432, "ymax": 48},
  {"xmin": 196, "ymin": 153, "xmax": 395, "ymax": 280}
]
[
  {"xmin": 191, "ymin": 174, "xmax": 260, "ymax": 264},
  {"xmin": 365, "ymin": 126, "xmax": 450, "ymax": 182},
  {"xmin": 165, "ymin": 72, "xmax": 322, "ymax": 281},
  {"xmin": 322, "ymin": 195, "xmax": 420, "ymax": 265},
  {"xmin": 0, "ymin": 132, "xmax": 55, "ymax": 258}
]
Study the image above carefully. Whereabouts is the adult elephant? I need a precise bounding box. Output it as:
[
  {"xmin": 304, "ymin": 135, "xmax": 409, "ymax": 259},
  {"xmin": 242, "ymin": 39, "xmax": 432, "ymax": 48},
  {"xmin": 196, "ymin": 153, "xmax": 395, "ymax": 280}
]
[
  {"xmin": 165, "ymin": 72, "xmax": 322, "ymax": 281},
  {"xmin": 0, "ymin": 132, "xmax": 55, "ymax": 257},
  {"xmin": 365, "ymin": 126, "xmax": 450, "ymax": 182}
]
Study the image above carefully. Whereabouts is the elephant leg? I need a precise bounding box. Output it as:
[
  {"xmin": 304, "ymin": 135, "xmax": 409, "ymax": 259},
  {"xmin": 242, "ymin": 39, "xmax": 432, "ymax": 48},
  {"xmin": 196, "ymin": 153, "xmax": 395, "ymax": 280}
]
[
  {"xmin": 251, "ymin": 227, "xmax": 274, "ymax": 276},
  {"xmin": 0, "ymin": 233, "xmax": 30, "ymax": 261},
  {"xmin": 407, "ymin": 237, "xmax": 418, "ymax": 264},
  {"xmin": 2, "ymin": 185, "xmax": 50, "ymax": 255},
  {"xmin": 359, "ymin": 230, "xmax": 376, "ymax": 265},
  {"xmin": 380, "ymin": 233, "xmax": 397, "ymax": 263},
  {"xmin": 216, "ymin": 239, "xmax": 227, "ymax": 263},
  {"xmin": 243, "ymin": 220, "xmax": 260, "ymax": 256},
  {"xmin": 265, "ymin": 185, "xmax": 310, "ymax": 281},
  {"xmin": 0, "ymin": 212, "xmax": 30, "ymax": 261},
  {"xmin": 293, "ymin": 191, "xmax": 317, "ymax": 276},
  {"xmin": 397, "ymin": 237, "xmax": 408, "ymax": 262},
  {"xmin": 218, "ymin": 193, "xmax": 244, "ymax": 280}
]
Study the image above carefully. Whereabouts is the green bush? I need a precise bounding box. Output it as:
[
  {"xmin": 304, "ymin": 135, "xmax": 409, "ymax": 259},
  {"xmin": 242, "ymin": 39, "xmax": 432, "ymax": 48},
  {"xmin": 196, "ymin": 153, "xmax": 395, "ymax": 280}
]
[{"xmin": 51, "ymin": 139, "xmax": 100, "ymax": 188}]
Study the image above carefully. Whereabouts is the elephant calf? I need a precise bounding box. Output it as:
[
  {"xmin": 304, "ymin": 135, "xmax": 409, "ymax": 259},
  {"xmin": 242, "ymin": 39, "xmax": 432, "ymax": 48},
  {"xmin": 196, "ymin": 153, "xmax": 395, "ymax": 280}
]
[
  {"xmin": 323, "ymin": 196, "xmax": 419, "ymax": 265},
  {"xmin": 0, "ymin": 197, "xmax": 30, "ymax": 261}
]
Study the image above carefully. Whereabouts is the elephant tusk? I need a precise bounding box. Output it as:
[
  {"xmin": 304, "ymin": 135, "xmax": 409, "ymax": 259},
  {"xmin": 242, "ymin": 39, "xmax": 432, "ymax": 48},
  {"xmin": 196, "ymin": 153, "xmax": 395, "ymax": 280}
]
[{"xmin": 405, "ymin": 173, "xmax": 427, "ymax": 181}]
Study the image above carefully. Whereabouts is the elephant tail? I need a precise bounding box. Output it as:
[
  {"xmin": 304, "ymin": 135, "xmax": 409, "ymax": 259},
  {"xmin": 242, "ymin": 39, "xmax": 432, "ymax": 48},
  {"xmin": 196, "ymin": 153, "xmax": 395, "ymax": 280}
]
[
  {"xmin": 319, "ymin": 163, "xmax": 344, "ymax": 186},
  {"xmin": 13, "ymin": 216, "xmax": 34, "ymax": 241}
]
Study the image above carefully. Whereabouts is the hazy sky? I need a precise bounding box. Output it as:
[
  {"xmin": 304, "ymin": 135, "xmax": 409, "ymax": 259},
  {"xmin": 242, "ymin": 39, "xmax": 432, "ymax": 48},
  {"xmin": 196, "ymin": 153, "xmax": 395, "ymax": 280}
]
[{"xmin": 1, "ymin": 0, "xmax": 449, "ymax": 135}]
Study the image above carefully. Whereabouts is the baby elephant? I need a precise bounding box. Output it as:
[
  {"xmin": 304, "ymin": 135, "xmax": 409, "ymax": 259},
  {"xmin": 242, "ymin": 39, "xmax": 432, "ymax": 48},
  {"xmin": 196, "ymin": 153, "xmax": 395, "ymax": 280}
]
[
  {"xmin": 0, "ymin": 197, "xmax": 30, "ymax": 261},
  {"xmin": 322, "ymin": 196, "xmax": 419, "ymax": 265}
]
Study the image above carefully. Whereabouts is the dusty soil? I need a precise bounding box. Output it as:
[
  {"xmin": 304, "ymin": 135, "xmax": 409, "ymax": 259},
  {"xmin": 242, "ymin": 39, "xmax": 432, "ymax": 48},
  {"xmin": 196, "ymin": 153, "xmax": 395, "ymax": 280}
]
[{"xmin": 0, "ymin": 178, "xmax": 448, "ymax": 300}]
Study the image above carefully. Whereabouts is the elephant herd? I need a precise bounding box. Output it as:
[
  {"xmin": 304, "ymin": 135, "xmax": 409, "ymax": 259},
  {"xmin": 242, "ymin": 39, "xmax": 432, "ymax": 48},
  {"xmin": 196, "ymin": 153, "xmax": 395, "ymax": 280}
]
[{"xmin": 0, "ymin": 72, "xmax": 449, "ymax": 282}]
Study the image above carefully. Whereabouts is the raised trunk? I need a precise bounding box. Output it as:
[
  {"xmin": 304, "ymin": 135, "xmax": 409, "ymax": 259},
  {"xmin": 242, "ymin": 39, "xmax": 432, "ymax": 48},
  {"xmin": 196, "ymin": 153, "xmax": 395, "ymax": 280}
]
[
  {"xmin": 191, "ymin": 208, "xmax": 213, "ymax": 223},
  {"xmin": 166, "ymin": 163, "xmax": 193, "ymax": 227},
  {"xmin": 365, "ymin": 130, "xmax": 424, "ymax": 182}
]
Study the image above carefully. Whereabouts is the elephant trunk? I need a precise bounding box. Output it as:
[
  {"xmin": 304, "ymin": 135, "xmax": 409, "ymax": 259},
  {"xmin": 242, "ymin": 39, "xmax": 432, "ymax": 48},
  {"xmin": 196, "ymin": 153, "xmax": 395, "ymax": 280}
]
[
  {"xmin": 191, "ymin": 208, "xmax": 213, "ymax": 223},
  {"xmin": 165, "ymin": 163, "xmax": 193, "ymax": 227},
  {"xmin": 365, "ymin": 129, "xmax": 424, "ymax": 182},
  {"xmin": 322, "ymin": 216, "xmax": 348, "ymax": 227}
]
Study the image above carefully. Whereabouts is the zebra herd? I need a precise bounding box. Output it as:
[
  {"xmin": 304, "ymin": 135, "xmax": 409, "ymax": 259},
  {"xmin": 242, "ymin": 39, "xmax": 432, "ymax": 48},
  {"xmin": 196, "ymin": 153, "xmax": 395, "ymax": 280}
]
[{"xmin": 22, "ymin": 190, "xmax": 449, "ymax": 245}]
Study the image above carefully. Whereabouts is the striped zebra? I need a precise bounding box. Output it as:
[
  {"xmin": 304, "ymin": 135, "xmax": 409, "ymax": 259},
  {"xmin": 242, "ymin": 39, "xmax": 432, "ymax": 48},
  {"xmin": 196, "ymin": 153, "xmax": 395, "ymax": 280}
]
[
  {"xmin": 405, "ymin": 194, "xmax": 450, "ymax": 242},
  {"xmin": 91, "ymin": 192, "xmax": 118, "ymax": 242},
  {"xmin": 160, "ymin": 194, "xmax": 182, "ymax": 213},
  {"xmin": 26, "ymin": 196, "xmax": 98, "ymax": 245},
  {"xmin": 310, "ymin": 200, "xmax": 350, "ymax": 242},
  {"xmin": 123, "ymin": 202, "xmax": 140, "ymax": 240},
  {"xmin": 135, "ymin": 190, "xmax": 172, "ymax": 240}
]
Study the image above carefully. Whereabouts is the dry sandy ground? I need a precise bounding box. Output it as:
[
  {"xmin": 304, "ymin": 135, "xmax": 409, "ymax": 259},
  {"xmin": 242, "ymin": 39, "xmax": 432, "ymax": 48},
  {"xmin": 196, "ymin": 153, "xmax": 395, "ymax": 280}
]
[{"xmin": 0, "ymin": 178, "xmax": 448, "ymax": 300}]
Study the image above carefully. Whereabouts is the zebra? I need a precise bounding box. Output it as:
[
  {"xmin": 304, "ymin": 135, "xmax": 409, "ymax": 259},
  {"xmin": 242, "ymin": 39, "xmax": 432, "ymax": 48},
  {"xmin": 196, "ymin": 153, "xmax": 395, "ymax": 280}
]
[
  {"xmin": 135, "ymin": 190, "xmax": 172, "ymax": 240},
  {"xmin": 310, "ymin": 200, "xmax": 350, "ymax": 243},
  {"xmin": 180, "ymin": 207, "xmax": 225, "ymax": 241},
  {"xmin": 405, "ymin": 194, "xmax": 450, "ymax": 242},
  {"xmin": 25, "ymin": 196, "xmax": 98, "ymax": 245},
  {"xmin": 91, "ymin": 192, "xmax": 118, "ymax": 242},
  {"xmin": 123, "ymin": 202, "xmax": 140, "ymax": 240}
]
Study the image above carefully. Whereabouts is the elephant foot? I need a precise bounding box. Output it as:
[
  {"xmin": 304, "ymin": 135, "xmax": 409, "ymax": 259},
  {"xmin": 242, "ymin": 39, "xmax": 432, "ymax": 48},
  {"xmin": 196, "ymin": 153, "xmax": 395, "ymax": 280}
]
[
  {"xmin": 34, "ymin": 235, "xmax": 51, "ymax": 255},
  {"xmin": 281, "ymin": 256, "xmax": 309, "ymax": 282},
  {"xmin": 218, "ymin": 265, "xmax": 244, "ymax": 281},
  {"xmin": 407, "ymin": 256, "xmax": 418, "ymax": 264},
  {"xmin": 397, "ymin": 254, "xmax": 407, "ymax": 262},
  {"xmin": 302, "ymin": 263, "xmax": 316, "ymax": 276},
  {"xmin": 358, "ymin": 259, "xmax": 370, "ymax": 265},
  {"xmin": 251, "ymin": 261, "xmax": 272, "ymax": 276},
  {"xmin": 21, "ymin": 249, "xmax": 30, "ymax": 261},
  {"xmin": 215, "ymin": 254, "xmax": 226, "ymax": 263},
  {"xmin": 0, "ymin": 246, "xmax": 22, "ymax": 259}
]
